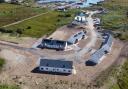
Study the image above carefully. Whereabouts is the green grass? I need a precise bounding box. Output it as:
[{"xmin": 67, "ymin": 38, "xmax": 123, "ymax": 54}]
[
  {"xmin": 0, "ymin": 84, "xmax": 20, "ymax": 89},
  {"xmin": 110, "ymin": 84, "xmax": 120, "ymax": 89},
  {"xmin": 3, "ymin": 9, "xmax": 79, "ymax": 38},
  {"xmin": 116, "ymin": 60, "xmax": 128, "ymax": 89},
  {"xmin": 0, "ymin": 57, "xmax": 5, "ymax": 70},
  {"xmin": 92, "ymin": 0, "xmax": 128, "ymax": 40},
  {"xmin": 0, "ymin": 3, "xmax": 47, "ymax": 27}
]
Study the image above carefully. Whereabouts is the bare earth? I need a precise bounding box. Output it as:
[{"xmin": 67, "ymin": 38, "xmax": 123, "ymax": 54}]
[{"xmin": 0, "ymin": 10, "xmax": 124, "ymax": 89}]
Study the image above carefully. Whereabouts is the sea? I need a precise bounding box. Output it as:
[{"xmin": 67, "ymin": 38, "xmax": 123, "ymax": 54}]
[{"xmin": 80, "ymin": 0, "xmax": 104, "ymax": 7}]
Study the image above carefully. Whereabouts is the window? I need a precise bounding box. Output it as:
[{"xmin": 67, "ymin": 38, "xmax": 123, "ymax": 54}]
[
  {"xmin": 78, "ymin": 32, "xmax": 82, "ymax": 35},
  {"xmin": 63, "ymin": 65, "xmax": 65, "ymax": 68},
  {"xmin": 68, "ymin": 70, "xmax": 71, "ymax": 73},
  {"xmin": 63, "ymin": 69, "xmax": 66, "ymax": 71},
  {"xmin": 74, "ymin": 34, "xmax": 77, "ymax": 37},
  {"xmin": 57, "ymin": 69, "xmax": 59, "ymax": 71},
  {"xmin": 41, "ymin": 68, "xmax": 44, "ymax": 70},
  {"xmin": 46, "ymin": 68, "xmax": 48, "ymax": 70},
  {"xmin": 46, "ymin": 63, "xmax": 49, "ymax": 66}
]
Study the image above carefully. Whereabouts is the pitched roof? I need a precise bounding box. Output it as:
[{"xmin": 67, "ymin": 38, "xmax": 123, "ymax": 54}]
[{"xmin": 40, "ymin": 59, "xmax": 73, "ymax": 69}]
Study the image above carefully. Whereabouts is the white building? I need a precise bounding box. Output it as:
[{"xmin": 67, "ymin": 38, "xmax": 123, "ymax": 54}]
[
  {"xmin": 4, "ymin": 0, "xmax": 23, "ymax": 3},
  {"xmin": 74, "ymin": 12, "xmax": 87, "ymax": 23},
  {"xmin": 39, "ymin": 58, "xmax": 76, "ymax": 74},
  {"xmin": 4, "ymin": 0, "xmax": 11, "ymax": 2}
]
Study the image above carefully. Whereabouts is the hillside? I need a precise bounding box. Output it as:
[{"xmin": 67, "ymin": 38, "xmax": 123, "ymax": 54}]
[
  {"xmin": 99, "ymin": 0, "xmax": 128, "ymax": 40},
  {"xmin": 88, "ymin": 0, "xmax": 128, "ymax": 88}
]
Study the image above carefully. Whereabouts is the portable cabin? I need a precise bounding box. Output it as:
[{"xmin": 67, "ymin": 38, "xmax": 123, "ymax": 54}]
[
  {"xmin": 74, "ymin": 12, "xmax": 87, "ymax": 23},
  {"xmin": 39, "ymin": 39, "xmax": 67, "ymax": 50},
  {"xmin": 39, "ymin": 59, "xmax": 76, "ymax": 74},
  {"xmin": 86, "ymin": 48, "xmax": 105, "ymax": 66},
  {"xmin": 67, "ymin": 31, "xmax": 86, "ymax": 44},
  {"xmin": 101, "ymin": 33, "xmax": 113, "ymax": 53}
]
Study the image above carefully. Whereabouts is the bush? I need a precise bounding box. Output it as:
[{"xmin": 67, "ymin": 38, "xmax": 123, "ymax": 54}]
[
  {"xmin": 0, "ymin": 58, "xmax": 5, "ymax": 70},
  {"xmin": 0, "ymin": 84, "xmax": 20, "ymax": 89}
]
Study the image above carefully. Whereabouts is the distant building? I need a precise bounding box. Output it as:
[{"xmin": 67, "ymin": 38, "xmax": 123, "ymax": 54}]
[
  {"xmin": 93, "ymin": 18, "xmax": 100, "ymax": 25},
  {"xmin": 39, "ymin": 58, "xmax": 76, "ymax": 74},
  {"xmin": 37, "ymin": 0, "xmax": 83, "ymax": 4},
  {"xmin": 4, "ymin": 0, "xmax": 11, "ymax": 2},
  {"xmin": 74, "ymin": 12, "xmax": 87, "ymax": 23},
  {"xmin": 4, "ymin": 0, "xmax": 23, "ymax": 3}
]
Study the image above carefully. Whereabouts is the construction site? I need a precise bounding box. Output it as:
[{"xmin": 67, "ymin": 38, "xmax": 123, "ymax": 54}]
[{"xmin": 0, "ymin": 9, "xmax": 124, "ymax": 89}]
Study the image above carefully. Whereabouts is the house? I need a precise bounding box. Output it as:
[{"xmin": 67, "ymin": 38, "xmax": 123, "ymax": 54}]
[
  {"xmin": 86, "ymin": 47, "xmax": 105, "ymax": 66},
  {"xmin": 74, "ymin": 12, "xmax": 87, "ymax": 23},
  {"xmin": 101, "ymin": 33, "xmax": 113, "ymax": 53},
  {"xmin": 93, "ymin": 18, "xmax": 100, "ymax": 25},
  {"xmin": 86, "ymin": 33, "xmax": 113, "ymax": 66},
  {"xmin": 4, "ymin": 0, "xmax": 11, "ymax": 2},
  {"xmin": 4, "ymin": 0, "xmax": 23, "ymax": 3},
  {"xmin": 37, "ymin": 0, "xmax": 79, "ymax": 4},
  {"xmin": 67, "ymin": 30, "xmax": 86, "ymax": 44},
  {"xmin": 39, "ymin": 58, "xmax": 76, "ymax": 74},
  {"xmin": 38, "ymin": 39, "xmax": 68, "ymax": 50}
]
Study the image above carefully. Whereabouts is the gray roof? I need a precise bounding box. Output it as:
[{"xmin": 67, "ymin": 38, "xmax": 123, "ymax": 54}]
[
  {"xmin": 67, "ymin": 31, "xmax": 86, "ymax": 44},
  {"xmin": 88, "ymin": 33, "xmax": 113, "ymax": 64},
  {"xmin": 40, "ymin": 59, "xmax": 73, "ymax": 69},
  {"xmin": 102, "ymin": 33, "xmax": 112, "ymax": 46},
  {"xmin": 89, "ymin": 48, "xmax": 105, "ymax": 64},
  {"xmin": 41, "ymin": 39, "xmax": 67, "ymax": 50},
  {"xmin": 101, "ymin": 33, "xmax": 113, "ymax": 52}
]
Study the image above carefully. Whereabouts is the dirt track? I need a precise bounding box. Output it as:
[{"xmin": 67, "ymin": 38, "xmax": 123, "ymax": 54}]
[{"xmin": 0, "ymin": 10, "xmax": 124, "ymax": 89}]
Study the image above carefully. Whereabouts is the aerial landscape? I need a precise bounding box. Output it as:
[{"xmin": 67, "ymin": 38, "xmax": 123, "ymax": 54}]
[{"xmin": 0, "ymin": 0, "xmax": 128, "ymax": 89}]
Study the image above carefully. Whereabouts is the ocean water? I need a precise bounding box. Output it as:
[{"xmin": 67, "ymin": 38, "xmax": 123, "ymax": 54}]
[
  {"xmin": 81, "ymin": 0, "xmax": 104, "ymax": 7},
  {"xmin": 38, "ymin": 0, "xmax": 104, "ymax": 7}
]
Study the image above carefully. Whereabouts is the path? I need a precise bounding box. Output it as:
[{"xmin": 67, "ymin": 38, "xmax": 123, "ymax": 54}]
[
  {"xmin": 2, "ymin": 11, "xmax": 50, "ymax": 28},
  {"xmin": 0, "ymin": 10, "xmax": 100, "ymax": 61},
  {"xmin": 76, "ymin": 11, "xmax": 99, "ymax": 57}
]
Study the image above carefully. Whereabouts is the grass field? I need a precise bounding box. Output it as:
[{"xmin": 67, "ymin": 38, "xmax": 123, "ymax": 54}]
[
  {"xmin": 0, "ymin": 57, "xmax": 5, "ymax": 70},
  {"xmin": 98, "ymin": 0, "xmax": 128, "ymax": 40},
  {"xmin": 0, "ymin": 3, "xmax": 47, "ymax": 27},
  {"xmin": 0, "ymin": 84, "xmax": 20, "ymax": 89},
  {"xmin": 3, "ymin": 9, "xmax": 79, "ymax": 38}
]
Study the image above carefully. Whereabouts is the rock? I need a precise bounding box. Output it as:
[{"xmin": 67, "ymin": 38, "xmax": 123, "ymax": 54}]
[{"xmin": 35, "ymin": 81, "xmax": 39, "ymax": 85}]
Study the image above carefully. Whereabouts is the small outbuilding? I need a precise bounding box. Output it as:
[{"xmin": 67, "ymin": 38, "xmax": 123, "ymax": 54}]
[{"xmin": 74, "ymin": 12, "xmax": 87, "ymax": 23}]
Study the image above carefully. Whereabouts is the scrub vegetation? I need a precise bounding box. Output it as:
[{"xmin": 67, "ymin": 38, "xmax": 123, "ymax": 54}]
[
  {"xmin": 97, "ymin": 0, "xmax": 128, "ymax": 40},
  {"xmin": 0, "ymin": 84, "xmax": 20, "ymax": 89},
  {"xmin": 0, "ymin": 3, "xmax": 47, "ymax": 27},
  {"xmin": 88, "ymin": 0, "xmax": 128, "ymax": 89},
  {"xmin": 0, "ymin": 57, "xmax": 20, "ymax": 89},
  {"xmin": 0, "ymin": 57, "xmax": 5, "ymax": 70},
  {"xmin": 2, "ymin": 9, "xmax": 79, "ymax": 38},
  {"xmin": 108, "ymin": 59, "xmax": 128, "ymax": 89}
]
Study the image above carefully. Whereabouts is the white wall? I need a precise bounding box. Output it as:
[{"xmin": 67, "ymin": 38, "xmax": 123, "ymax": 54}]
[
  {"xmin": 75, "ymin": 16, "xmax": 86, "ymax": 22},
  {"xmin": 39, "ymin": 66, "xmax": 73, "ymax": 74},
  {"xmin": 4, "ymin": 0, "xmax": 11, "ymax": 2}
]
